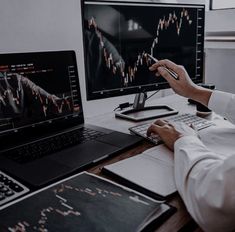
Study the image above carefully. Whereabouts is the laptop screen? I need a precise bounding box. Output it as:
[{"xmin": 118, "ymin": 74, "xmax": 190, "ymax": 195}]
[{"xmin": 0, "ymin": 51, "xmax": 84, "ymax": 136}]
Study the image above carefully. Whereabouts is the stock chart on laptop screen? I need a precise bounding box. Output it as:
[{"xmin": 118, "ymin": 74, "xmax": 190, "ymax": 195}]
[{"xmin": 0, "ymin": 51, "xmax": 83, "ymax": 134}]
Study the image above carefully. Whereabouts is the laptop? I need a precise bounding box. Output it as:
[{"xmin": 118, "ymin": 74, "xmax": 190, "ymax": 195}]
[{"xmin": 0, "ymin": 51, "xmax": 141, "ymax": 188}]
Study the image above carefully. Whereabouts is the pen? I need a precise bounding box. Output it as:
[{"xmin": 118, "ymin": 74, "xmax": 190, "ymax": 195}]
[{"xmin": 147, "ymin": 54, "xmax": 179, "ymax": 80}]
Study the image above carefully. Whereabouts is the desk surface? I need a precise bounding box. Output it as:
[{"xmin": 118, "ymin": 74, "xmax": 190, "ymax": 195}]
[
  {"xmin": 86, "ymin": 94, "xmax": 204, "ymax": 232},
  {"xmin": 86, "ymin": 94, "xmax": 198, "ymax": 134}
]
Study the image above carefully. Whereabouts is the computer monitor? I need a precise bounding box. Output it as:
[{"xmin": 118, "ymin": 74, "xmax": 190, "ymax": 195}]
[{"xmin": 82, "ymin": 1, "xmax": 205, "ymax": 121}]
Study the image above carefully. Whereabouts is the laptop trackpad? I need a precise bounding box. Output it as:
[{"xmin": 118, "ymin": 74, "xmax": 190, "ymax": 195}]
[
  {"xmin": 0, "ymin": 158, "xmax": 72, "ymax": 187},
  {"xmin": 96, "ymin": 131, "xmax": 141, "ymax": 148},
  {"xmin": 49, "ymin": 140, "xmax": 119, "ymax": 168}
]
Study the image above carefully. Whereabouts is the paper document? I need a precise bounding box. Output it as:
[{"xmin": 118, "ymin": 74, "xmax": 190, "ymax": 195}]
[{"xmin": 103, "ymin": 144, "xmax": 176, "ymax": 198}]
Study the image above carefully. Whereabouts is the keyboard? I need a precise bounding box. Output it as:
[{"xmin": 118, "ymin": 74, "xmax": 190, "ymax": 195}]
[
  {"xmin": 3, "ymin": 127, "xmax": 106, "ymax": 164},
  {"xmin": 129, "ymin": 113, "xmax": 215, "ymax": 145},
  {"xmin": 0, "ymin": 171, "xmax": 29, "ymax": 207}
]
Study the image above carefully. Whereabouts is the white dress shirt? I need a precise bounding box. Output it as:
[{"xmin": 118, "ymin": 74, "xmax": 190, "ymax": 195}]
[{"xmin": 174, "ymin": 90, "xmax": 235, "ymax": 232}]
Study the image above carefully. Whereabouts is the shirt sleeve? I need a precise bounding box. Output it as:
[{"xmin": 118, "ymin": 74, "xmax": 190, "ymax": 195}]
[
  {"xmin": 174, "ymin": 135, "xmax": 235, "ymax": 232},
  {"xmin": 208, "ymin": 90, "xmax": 235, "ymax": 124}
]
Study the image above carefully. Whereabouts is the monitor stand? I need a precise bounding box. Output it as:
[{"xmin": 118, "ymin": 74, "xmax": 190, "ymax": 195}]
[{"xmin": 115, "ymin": 92, "xmax": 178, "ymax": 121}]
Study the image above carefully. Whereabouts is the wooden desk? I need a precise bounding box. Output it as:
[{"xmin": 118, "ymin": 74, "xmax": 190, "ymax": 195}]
[{"xmin": 86, "ymin": 94, "xmax": 204, "ymax": 232}]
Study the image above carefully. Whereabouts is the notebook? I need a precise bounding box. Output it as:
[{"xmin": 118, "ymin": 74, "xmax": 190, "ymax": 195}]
[
  {"xmin": 103, "ymin": 144, "xmax": 177, "ymax": 199},
  {"xmin": 0, "ymin": 172, "xmax": 175, "ymax": 232},
  {"xmin": 0, "ymin": 51, "xmax": 141, "ymax": 188}
]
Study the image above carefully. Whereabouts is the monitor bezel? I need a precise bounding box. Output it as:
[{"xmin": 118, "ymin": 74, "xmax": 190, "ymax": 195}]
[
  {"xmin": 0, "ymin": 50, "xmax": 84, "ymax": 138},
  {"xmin": 81, "ymin": 0, "xmax": 205, "ymax": 100}
]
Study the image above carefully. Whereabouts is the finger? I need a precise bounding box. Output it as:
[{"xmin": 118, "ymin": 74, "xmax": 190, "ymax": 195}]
[
  {"xmin": 163, "ymin": 119, "xmax": 174, "ymax": 128},
  {"xmin": 149, "ymin": 61, "xmax": 164, "ymax": 71},
  {"xmin": 149, "ymin": 65, "xmax": 157, "ymax": 71},
  {"xmin": 153, "ymin": 119, "xmax": 168, "ymax": 126},
  {"xmin": 150, "ymin": 59, "xmax": 181, "ymax": 73},
  {"xmin": 189, "ymin": 123, "xmax": 197, "ymax": 131},
  {"xmin": 158, "ymin": 67, "xmax": 176, "ymax": 83},
  {"xmin": 146, "ymin": 124, "xmax": 161, "ymax": 137},
  {"xmin": 155, "ymin": 71, "xmax": 160, "ymax": 77},
  {"xmin": 167, "ymin": 122, "xmax": 174, "ymax": 128}
]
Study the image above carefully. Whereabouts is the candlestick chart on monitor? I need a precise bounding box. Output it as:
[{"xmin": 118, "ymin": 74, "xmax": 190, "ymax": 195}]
[{"xmin": 82, "ymin": 1, "xmax": 205, "ymax": 100}]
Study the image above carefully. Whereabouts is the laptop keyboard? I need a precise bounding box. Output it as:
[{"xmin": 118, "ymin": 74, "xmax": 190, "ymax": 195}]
[
  {"xmin": 3, "ymin": 127, "xmax": 106, "ymax": 164},
  {"xmin": 129, "ymin": 113, "xmax": 215, "ymax": 145},
  {"xmin": 0, "ymin": 171, "xmax": 29, "ymax": 207}
]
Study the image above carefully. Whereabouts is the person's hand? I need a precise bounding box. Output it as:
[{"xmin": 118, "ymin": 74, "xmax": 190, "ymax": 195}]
[
  {"xmin": 149, "ymin": 59, "xmax": 198, "ymax": 98},
  {"xmin": 147, "ymin": 119, "xmax": 197, "ymax": 151},
  {"xmin": 149, "ymin": 59, "xmax": 212, "ymax": 106}
]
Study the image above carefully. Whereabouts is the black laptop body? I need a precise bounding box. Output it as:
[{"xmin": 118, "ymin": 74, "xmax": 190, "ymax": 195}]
[{"xmin": 0, "ymin": 51, "xmax": 141, "ymax": 188}]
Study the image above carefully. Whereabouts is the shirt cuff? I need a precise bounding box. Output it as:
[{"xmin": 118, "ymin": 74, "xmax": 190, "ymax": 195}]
[
  {"xmin": 174, "ymin": 135, "xmax": 221, "ymax": 168},
  {"xmin": 174, "ymin": 135, "xmax": 202, "ymax": 151},
  {"xmin": 208, "ymin": 90, "xmax": 231, "ymax": 115}
]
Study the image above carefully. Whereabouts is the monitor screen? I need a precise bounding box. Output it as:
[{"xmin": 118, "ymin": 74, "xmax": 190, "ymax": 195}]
[
  {"xmin": 82, "ymin": 1, "xmax": 205, "ymax": 100},
  {"xmin": 0, "ymin": 51, "xmax": 83, "ymax": 135}
]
